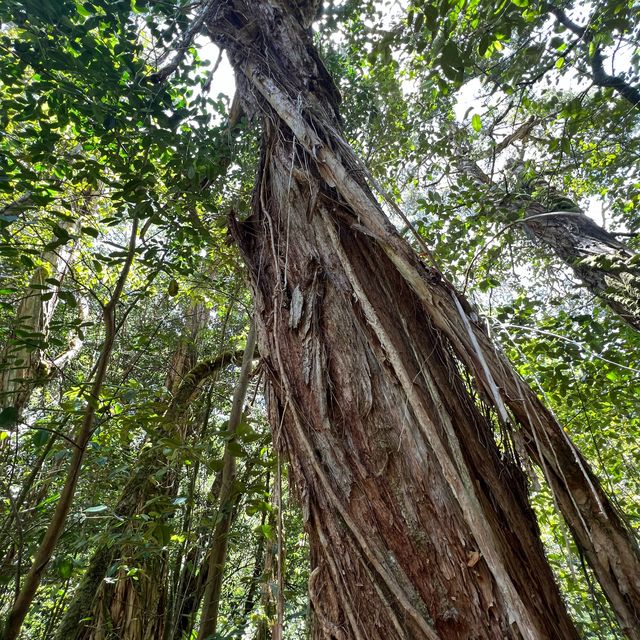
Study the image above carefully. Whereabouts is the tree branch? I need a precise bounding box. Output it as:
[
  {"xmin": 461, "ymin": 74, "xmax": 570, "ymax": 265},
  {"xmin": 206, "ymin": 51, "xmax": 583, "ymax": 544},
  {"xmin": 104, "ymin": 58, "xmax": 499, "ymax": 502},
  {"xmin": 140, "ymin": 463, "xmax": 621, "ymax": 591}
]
[
  {"xmin": 150, "ymin": 0, "xmax": 217, "ymax": 83},
  {"xmin": 166, "ymin": 348, "xmax": 252, "ymax": 419},
  {"xmin": 544, "ymin": 1, "xmax": 640, "ymax": 107}
]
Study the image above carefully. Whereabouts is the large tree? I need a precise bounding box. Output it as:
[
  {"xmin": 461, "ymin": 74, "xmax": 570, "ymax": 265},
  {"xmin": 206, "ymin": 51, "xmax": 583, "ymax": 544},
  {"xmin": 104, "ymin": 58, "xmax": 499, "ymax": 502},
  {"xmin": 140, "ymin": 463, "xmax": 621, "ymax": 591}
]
[
  {"xmin": 196, "ymin": 1, "xmax": 640, "ymax": 638},
  {"xmin": 1, "ymin": 1, "xmax": 639, "ymax": 639}
]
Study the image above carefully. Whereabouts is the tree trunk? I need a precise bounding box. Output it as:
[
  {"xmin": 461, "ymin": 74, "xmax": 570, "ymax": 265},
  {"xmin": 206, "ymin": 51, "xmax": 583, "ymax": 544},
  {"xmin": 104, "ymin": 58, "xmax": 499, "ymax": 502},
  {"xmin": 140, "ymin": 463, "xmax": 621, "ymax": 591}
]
[
  {"xmin": 458, "ymin": 153, "xmax": 640, "ymax": 330},
  {"xmin": 0, "ymin": 434, "xmax": 57, "ymax": 588},
  {"xmin": 55, "ymin": 330, "xmax": 246, "ymax": 640},
  {"xmin": 197, "ymin": 320, "xmax": 256, "ymax": 640},
  {"xmin": 0, "ymin": 225, "xmax": 78, "ymax": 417},
  {"xmin": 523, "ymin": 202, "xmax": 640, "ymax": 329},
  {"xmin": 206, "ymin": 1, "xmax": 640, "ymax": 638}
]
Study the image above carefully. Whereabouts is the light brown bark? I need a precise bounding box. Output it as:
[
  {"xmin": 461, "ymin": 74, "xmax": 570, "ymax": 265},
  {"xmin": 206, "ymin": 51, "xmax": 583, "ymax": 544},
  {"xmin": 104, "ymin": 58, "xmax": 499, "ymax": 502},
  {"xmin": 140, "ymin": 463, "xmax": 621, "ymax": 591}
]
[
  {"xmin": 206, "ymin": 1, "xmax": 640, "ymax": 638},
  {"xmin": 0, "ymin": 224, "xmax": 79, "ymax": 416}
]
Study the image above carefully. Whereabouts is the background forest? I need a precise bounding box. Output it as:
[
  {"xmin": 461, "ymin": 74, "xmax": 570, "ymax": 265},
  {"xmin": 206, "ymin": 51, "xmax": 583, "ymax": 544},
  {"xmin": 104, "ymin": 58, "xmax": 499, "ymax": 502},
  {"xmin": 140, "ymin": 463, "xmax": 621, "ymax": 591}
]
[{"xmin": 0, "ymin": 0, "xmax": 639, "ymax": 638}]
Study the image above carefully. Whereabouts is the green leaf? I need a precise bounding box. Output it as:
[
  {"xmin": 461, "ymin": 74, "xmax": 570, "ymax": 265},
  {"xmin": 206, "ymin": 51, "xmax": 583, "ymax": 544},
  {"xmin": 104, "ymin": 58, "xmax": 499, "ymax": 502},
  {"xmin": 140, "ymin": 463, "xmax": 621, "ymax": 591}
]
[
  {"xmin": 59, "ymin": 291, "xmax": 77, "ymax": 307},
  {"xmin": 81, "ymin": 226, "xmax": 100, "ymax": 238},
  {"xmin": 152, "ymin": 523, "xmax": 172, "ymax": 546},
  {"xmin": 57, "ymin": 558, "xmax": 73, "ymax": 579},
  {"xmin": 471, "ymin": 114, "xmax": 482, "ymax": 132},
  {"xmin": 32, "ymin": 429, "xmax": 51, "ymax": 447},
  {"xmin": 254, "ymin": 523, "xmax": 273, "ymax": 539},
  {"xmin": 0, "ymin": 407, "xmax": 19, "ymax": 428}
]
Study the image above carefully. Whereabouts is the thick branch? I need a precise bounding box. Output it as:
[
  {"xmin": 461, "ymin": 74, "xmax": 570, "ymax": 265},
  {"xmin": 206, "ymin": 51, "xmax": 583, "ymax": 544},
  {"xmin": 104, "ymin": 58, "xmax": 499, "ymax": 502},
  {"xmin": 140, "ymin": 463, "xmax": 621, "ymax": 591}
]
[{"xmin": 166, "ymin": 348, "xmax": 247, "ymax": 420}]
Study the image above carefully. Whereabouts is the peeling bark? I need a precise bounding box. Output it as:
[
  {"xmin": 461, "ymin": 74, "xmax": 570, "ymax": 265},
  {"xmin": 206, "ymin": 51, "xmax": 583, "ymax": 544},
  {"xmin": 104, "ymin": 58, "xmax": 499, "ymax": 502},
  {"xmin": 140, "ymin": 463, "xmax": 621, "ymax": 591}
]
[
  {"xmin": 522, "ymin": 203, "xmax": 640, "ymax": 330},
  {"xmin": 204, "ymin": 2, "xmax": 640, "ymax": 638}
]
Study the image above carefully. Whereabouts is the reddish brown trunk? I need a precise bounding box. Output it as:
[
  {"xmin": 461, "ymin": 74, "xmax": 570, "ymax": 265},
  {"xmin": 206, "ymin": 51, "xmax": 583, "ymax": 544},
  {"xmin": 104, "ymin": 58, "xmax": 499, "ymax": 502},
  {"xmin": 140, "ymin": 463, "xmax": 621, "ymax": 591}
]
[
  {"xmin": 206, "ymin": 1, "xmax": 640, "ymax": 637},
  {"xmin": 233, "ymin": 143, "xmax": 576, "ymax": 639}
]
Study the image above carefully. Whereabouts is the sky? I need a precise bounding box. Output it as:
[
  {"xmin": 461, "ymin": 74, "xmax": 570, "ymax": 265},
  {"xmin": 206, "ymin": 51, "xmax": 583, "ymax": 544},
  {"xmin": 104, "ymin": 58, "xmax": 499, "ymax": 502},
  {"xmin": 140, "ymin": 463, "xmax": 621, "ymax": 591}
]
[{"xmin": 193, "ymin": 2, "xmax": 632, "ymax": 231}]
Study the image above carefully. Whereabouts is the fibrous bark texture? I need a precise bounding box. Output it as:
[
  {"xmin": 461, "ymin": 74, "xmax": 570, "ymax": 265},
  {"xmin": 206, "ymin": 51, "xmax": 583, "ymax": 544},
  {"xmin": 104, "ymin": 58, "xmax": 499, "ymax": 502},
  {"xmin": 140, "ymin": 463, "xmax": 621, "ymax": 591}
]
[
  {"xmin": 204, "ymin": 1, "xmax": 640, "ymax": 638},
  {"xmin": 522, "ymin": 202, "xmax": 640, "ymax": 330},
  {"xmin": 235, "ymin": 143, "xmax": 575, "ymax": 638}
]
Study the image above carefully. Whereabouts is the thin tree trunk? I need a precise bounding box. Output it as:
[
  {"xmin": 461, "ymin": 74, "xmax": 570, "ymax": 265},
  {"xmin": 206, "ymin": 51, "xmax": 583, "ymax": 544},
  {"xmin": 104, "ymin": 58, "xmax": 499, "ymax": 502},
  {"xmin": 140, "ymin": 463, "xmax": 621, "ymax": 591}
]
[
  {"xmin": 254, "ymin": 486, "xmax": 276, "ymax": 640},
  {"xmin": 1, "ymin": 219, "xmax": 138, "ymax": 640},
  {"xmin": 205, "ymin": 1, "xmax": 640, "ymax": 637},
  {"xmin": 171, "ymin": 544, "xmax": 207, "ymax": 640},
  {"xmin": 242, "ymin": 489, "xmax": 268, "ymax": 621},
  {"xmin": 0, "ymin": 434, "xmax": 57, "ymax": 536},
  {"xmin": 55, "ymin": 343, "xmax": 246, "ymax": 640},
  {"xmin": 0, "ymin": 434, "xmax": 70, "ymax": 592},
  {"xmin": 197, "ymin": 320, "xmax": 257, "ymax": 640}
]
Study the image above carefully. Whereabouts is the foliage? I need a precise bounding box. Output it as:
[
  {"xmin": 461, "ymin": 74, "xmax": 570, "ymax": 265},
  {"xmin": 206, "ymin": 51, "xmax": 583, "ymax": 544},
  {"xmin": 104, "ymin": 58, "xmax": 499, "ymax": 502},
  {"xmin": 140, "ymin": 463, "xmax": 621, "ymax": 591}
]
[{"xmin": 0, "ymin": 0, "xmax": 639, "ymax": 638}]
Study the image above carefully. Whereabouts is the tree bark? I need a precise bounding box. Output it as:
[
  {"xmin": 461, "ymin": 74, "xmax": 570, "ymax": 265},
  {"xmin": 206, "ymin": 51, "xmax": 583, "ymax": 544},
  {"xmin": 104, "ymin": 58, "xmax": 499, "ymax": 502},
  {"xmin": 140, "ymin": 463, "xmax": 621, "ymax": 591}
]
[
  {"xmin": 197, "ymin": 320, "xmax": 257, "ymax": 640},
  {"xmin": 458, "ymin": 153, "xmax": 640, "ymax": 330},
  {"xmin": 206, "ymin": 1, "xmax": 640, "ymax": 638},
  {"xmin": 523, "ymin": 203, "xmax": 640, "ymax": 329},
  {"xmin": 0, "ymin": 223, "xmax": 79, "ymax": 417}
]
